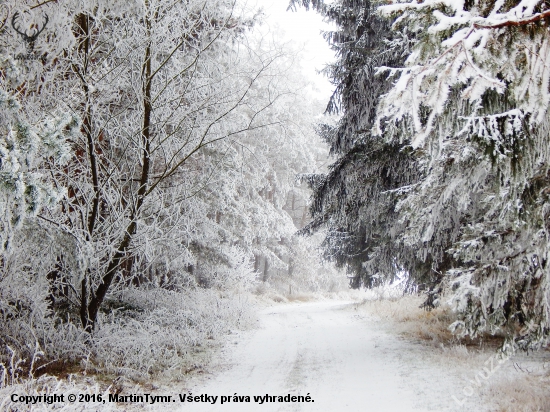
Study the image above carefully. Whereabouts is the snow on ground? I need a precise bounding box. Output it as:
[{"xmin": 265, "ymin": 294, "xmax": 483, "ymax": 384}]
[{"xmin": 157, "ymin": 300, "xmax": 486, "ymax": 412}]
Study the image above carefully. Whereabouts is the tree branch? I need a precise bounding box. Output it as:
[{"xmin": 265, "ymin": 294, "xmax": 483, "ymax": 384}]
[
  {"xmin": 30, "ymin": 0, "xmax": 57, "ymax": 10},
  {"xmin": 474, "ymin": 10, "xmax": 550, "ymax": 29}
]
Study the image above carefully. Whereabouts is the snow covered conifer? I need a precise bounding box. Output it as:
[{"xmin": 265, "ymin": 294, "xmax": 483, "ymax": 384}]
[
  {"xmin": 376, "ymin": 0, "xmax": 550, "ymax": 348},
  {"xmin": 292, "ymin": 0, "xmax": 429, "ymax": 290},
  {"xmin": 0, "ymin": 55, "xmax": 74, "ymax": 250},
  {"xmin": 297, "ymin": 0, "xmax": 550, "ymax": 349}
]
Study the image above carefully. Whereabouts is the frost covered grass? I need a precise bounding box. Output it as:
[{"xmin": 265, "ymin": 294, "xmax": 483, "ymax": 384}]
[
  {"xmin": 91, "ymin": 288, "xmax": 255, "ymax": 381},
  {"xmin": 0, "ymin": 335, "xmax": 113, "ymax": 411},
  {"xmin": 357, "ymin": 290, "xmax": 550, "ymax": 411},
  {"xmin": 357, "ymin": 293, "xmax": 462, "ymax": 346},
  {"xmin": 0, "ymin": 286, "xmax": 256, "ymax": 409},
  {"xmin": 484, "ymin": 373, "xmax": 550, "ymax": 412}
]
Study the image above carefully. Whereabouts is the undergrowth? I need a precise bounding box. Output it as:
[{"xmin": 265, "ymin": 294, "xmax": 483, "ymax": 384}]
[{"xmin": 0, "ymin": 287, "xmax": 255, "ymax": 410}]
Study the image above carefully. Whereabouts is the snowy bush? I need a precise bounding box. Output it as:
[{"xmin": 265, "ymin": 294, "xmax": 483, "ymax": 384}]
[
  {"xmin": 92, "ymin": 288, "xmax": 255, "ymax": 379},
  {"xmin": 0, "ymin": 283, "xmax": 255, "ymax": 383}
]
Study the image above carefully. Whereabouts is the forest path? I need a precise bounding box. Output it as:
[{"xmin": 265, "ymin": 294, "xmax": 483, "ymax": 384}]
[{"xmin": 175, "ymin": 300, "xmax": 458, "ymax": 412}]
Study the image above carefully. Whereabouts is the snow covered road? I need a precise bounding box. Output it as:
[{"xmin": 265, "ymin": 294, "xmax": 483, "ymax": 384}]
[{"xmin": 177, "ymin": 300, "xmax": 434, "ymax": 412}]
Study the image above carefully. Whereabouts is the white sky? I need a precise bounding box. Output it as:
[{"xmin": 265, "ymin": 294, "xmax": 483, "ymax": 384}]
[{"xmin": 252, "ymin": 0, "xmax": 336, "ymax": 103}]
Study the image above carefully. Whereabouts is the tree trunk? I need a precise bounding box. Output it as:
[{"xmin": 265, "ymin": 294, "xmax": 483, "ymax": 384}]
[
  {"xmin": 263, "ymin": 257, "xmax": 269, "ymax": 282},
  {"xmin": 80, "ymin": 7, "xmax": 153, "ymax": 331},
  {"xmin": 254, "ymin": 254, "xmax": 260, "ymax": 272}
]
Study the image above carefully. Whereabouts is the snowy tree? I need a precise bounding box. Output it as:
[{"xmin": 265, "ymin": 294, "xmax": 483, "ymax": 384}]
[
  {"xmin": 0, "ymin": 63, "xmax": 73, "ymax": 250},
  {"xmin": 0, "ymin": 0, "xmax": 342, "ymax": 377},
  {"xmin": 296, "ymin": 0, "xmax": 550, "ymax": 349},
  {"xmin": 0, "ymin": 0, "xmax": 291, "ymax": 331},
  {"xmin": 291, "ymin": 0, "xmax": 428, "ymax": 290},
  {"xmin": 375, "ymin": 0, "xmax": 550, "ymax": 348},
  {"xmin": 0, "ymin": 0, "xmax": 333, "ymax": 338}
]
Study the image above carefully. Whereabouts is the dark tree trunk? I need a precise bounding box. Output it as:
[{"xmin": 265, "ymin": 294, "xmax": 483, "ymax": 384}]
[{"xmin": 80, "ymin": 13, "xmax": 153, "ymax": 331}]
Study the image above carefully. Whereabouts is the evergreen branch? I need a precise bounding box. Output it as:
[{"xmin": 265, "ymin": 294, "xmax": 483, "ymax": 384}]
[{"xmin": 474, "ymin": 10, "xmax": 550, "ymax": 29}]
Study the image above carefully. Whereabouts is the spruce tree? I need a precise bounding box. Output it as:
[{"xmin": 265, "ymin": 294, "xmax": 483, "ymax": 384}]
[{"xmin": 293, "ymin": 0, "xmax": 431, "ymax": 290}]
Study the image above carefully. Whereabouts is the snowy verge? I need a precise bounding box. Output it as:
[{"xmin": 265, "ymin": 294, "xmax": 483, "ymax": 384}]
[{"xmin": 355, "ymin": 293, "xmax": 550, "ymax": 411}]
